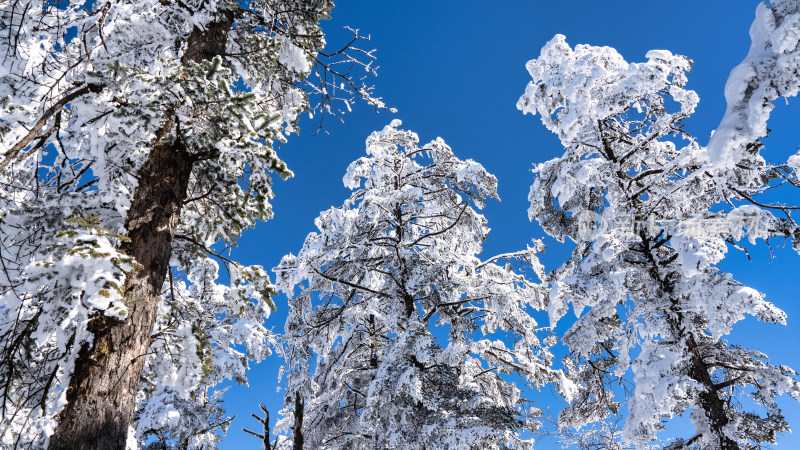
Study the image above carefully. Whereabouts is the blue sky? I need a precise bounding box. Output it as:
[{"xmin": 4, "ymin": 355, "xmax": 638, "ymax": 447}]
[{"xmin": 219, "ymin": 1, "xmax": 800, "ymax": 447}]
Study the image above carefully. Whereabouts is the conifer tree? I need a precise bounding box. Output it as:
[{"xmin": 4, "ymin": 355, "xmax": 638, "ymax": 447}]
[
  {"xmin": 274, "ymin": 121, "xmax": 575, "ymax": 449},
  {"xmin": 0, "ymin": 1, "xmax": 383, "ymax": 448},
  {"xmin": 517, "ymin": 11, "xmax": 800, "ymax": 446}
]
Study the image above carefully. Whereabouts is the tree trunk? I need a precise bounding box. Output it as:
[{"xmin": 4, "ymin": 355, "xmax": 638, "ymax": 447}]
[
  {"xmin": 49, "ymin": 124, "xmax": 193, "ymax": 450},
  {"xmin": 48, "ymin": 13, "xmax": 233, "ymax": 450},
  {"xmin": 293, "ymin": 392, "xmax": 304, "ymax": 450},
  {"xmin": 685, "ymin": 334, "xmax": 739, "ymax": 450},
  {"xmin": 639, "ymin": 232, "xmax": 739, "ymax": 450}
]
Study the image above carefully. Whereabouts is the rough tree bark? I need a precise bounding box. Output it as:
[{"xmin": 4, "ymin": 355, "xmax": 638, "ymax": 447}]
[
  {"xmin": 293, "ymin": 392, "xmax": 304, "ymax": 450},
  {"xmin": 48, "ymin": 14, "xmax": 234, "ymax": 450}
]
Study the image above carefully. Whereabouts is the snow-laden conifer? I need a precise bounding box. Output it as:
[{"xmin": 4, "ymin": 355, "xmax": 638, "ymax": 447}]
[
  {"xmin": 518, "ymin": 31, "xmax": 800, "ymax": 448},
  {"xmin": 0, "ymin": 1, "xmax": 382, "ymax": 447},
  {"xmin": 274, "ymin": 122, "xmax": 575, "ymax": 449}
]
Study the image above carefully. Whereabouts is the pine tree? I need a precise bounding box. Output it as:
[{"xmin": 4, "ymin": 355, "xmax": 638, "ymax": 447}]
[
  {"xmin": 518, "ymin": 28, "xmax": 800, "ymax": 448},
  {"xmin": 0, "ymin": 1, "xmax": 383, "ymax": 448},
  {"xmin": 274, "ymin": 121, "xmax": 575, "ymax": 449}
]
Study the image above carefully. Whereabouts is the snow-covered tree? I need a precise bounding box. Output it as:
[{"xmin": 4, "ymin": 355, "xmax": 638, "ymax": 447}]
[
  {"xmin": 0, "ymin": 1, "xmax": 384, "ymax": 448},
  {"xmin": 133, "ymin": 386, "xmax": 231, "ymax": 450},
  {"xmin": 274, "ymin": 121, "xmax": 575, "ymax": 449},
  {"xmin": 129, "ymin": 258, "xmax": 277, "ymax": 450},
  {"xmin": 706, "ymin": 0, "xmax": 800, "ymax": 246},
  {"xmin": 517, "ymin": 28, "xmax": 800, "ymax": 449},
  {"xmin": 708, "ymin": 0, "xmax": 800, "ymax": 178}
]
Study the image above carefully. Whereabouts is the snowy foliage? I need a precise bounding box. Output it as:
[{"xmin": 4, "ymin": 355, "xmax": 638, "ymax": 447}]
[
  {"xmin": 704, "ymin": 0, "xmax": 800, "ymax": 251},
  {"xmin": 274, "ymin": 122, "xmax": 573, "ymax": 449},
  {"xmin": 708, "ymin": 0, "xmax": 800, "ymax": 172},
  {"xmin": 134, "ymin": 387, "xmax": 230, "ymax": 450},
  {"xmin": 0, "ymin": 0, "xmax": 379, "ymax": 447},
  {"xmin": 130, "ymin": 259, "xmax": 277, "ymax": 449},
  {"xmin": 519, "ymin": 32, "xmax": 800, "ymax": 449},
  {"xmin": 0, "ymin": 214, "xmax": 139, "ymax": 445}
]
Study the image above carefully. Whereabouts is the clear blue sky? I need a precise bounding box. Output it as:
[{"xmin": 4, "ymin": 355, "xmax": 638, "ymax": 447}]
[{"xmin": 219, "ymin": 1, "xmax": 800, "ymax": 447}]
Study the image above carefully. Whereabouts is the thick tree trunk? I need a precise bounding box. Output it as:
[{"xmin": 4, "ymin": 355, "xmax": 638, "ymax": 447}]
[
  {"xmin": 48, "ymin": 13, "xmax": 233, "ymax": 450},
  {"xmin": 293, "ymin": 392, "xmax": 304, "ymax": 450},
  {"xmin": 49, "ymin": 132, "xmax": 193, "ymax": 449}
]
